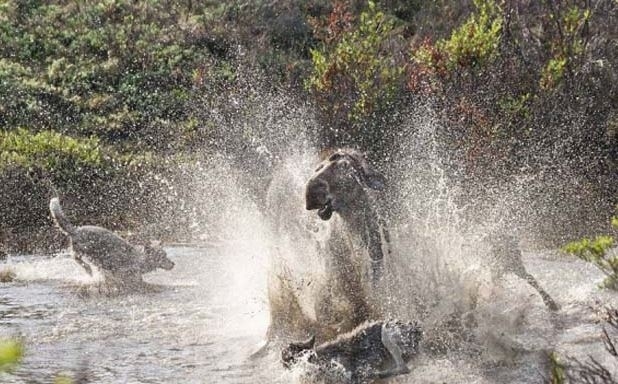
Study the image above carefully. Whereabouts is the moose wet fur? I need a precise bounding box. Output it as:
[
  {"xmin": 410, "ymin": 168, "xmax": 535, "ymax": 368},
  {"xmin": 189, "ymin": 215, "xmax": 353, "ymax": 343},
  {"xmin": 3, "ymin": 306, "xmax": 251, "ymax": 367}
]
[
  {"xmin": 304, "ymin": 149, "xmax": 391, "ymax": 335},
  {"xmin": 49, "ymin": 197, "xmax": 174, "ymax": 287},
  {"xmin": 282, "ymin": 320, "xmax": 422, "ymax": 383}
]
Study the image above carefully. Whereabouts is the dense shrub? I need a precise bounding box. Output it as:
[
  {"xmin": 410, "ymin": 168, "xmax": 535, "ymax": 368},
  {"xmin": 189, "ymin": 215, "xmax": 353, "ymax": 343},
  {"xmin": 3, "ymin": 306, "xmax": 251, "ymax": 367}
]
[
  {"xmin": 413, "ymin": 0, "xmax": 502, "ymax": 74},
  {"xmin": 563, "ymin": 216, "xmax": 618, "ymax": 289},
  {"xmin": 1, "ymin": 129, "xmax": 103, "ymax": 171},
  {"xmin": 0, "ymin": 1, "xmax": 229, "ymax": 150},
  {"xmin": 305, "ymin": 1, "xmax": 407, "ymax": 151},
  {"xmin": 0, "ymin": 0, "xmax": 615, "ymax": 247}
]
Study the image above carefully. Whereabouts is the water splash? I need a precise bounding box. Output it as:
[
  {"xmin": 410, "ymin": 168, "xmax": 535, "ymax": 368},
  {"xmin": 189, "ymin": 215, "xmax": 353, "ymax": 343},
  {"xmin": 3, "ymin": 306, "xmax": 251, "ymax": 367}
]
[
  {"xmin": 254, "ymin": 103, "xmax": 572, "ymax": 382},
  {"xmin": 1, "ymin": 253, "xmax": 98, "ymax": 284}
]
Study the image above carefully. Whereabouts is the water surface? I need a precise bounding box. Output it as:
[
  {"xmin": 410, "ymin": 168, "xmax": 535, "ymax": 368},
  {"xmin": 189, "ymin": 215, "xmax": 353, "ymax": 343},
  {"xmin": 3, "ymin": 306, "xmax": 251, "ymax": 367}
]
[{"xmin": 1, "ymin": 245, "xmax": 616, "ymax": 383}]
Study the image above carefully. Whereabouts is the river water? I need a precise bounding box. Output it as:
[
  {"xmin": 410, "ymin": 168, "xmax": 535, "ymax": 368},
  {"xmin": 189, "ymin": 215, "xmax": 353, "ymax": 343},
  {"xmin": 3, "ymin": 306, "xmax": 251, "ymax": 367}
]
[
  {"xmin": 0, "ymin": 246, "xmax": 273, "ymax": 383},
  {"xmin": 1, "ymin": 244, "xmax": 617, "ymax": 383}
]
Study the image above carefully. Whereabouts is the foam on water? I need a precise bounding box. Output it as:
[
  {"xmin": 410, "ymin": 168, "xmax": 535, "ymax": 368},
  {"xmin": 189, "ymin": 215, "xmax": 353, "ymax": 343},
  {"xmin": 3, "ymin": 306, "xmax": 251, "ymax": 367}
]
[{"xmin": 2, "ymin": 253, "xmax": 99, "ymax": 284}]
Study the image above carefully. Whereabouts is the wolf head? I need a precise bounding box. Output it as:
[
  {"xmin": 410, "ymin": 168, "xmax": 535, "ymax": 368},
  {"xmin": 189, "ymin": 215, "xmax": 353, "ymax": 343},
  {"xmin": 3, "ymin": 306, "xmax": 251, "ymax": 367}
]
[{"xmin": 142, "ymin": 244, "xmax": 174, "ymax": 272}]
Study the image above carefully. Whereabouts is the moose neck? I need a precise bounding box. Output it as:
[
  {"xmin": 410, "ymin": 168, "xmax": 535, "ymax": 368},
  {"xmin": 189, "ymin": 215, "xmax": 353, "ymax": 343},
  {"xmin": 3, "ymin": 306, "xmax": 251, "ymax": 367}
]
[
  {"xmin": 336, "ymin": 188, "xmax": 377, "ymax": 228},
  {"xmin": 336, "ymin": 195, "xmax": 387, "ymax": 283}
]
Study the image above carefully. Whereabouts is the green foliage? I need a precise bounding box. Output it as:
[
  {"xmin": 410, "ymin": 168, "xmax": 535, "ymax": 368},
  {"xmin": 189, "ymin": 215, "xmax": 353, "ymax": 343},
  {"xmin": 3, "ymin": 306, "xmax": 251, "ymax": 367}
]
[
  {"xmin": 540, "ymin": 5, "xmax": 591, "ymax": 89},
  {"xmin": 306, "ymin": 1, "xmax": 404, "ymax": 124},
  {"xmin": 540, "ymin": 57, "xmax": 567, "ymax": 90},
  {"xmin": 563, "ymin": 235, "xmax": 614, "ymax": 260},
  {"xmin": 53, "ymin": 374, "xmax": 74, "ymax": 384},
  {"xmin": 413, "ymin": 0, "xmax": 502, "ymax": 73},
  {"xmin": 0, "ymin": 1, "xmax": 227, "ymax": 148},
  {"xmin": 0, "ymin": 338, "xmax": 83, "ymax": 383},
  {"xmin": 548, "ymin": 352, "xmax": 567, "ymax": 384},
  {"xmin": 0, "ymin": 128, "xmax": 102, "ymax": 170},
  {"xmin": 0, "ymin": 128, "xmax": 157, "ymax": 188},
  {"xmin": 0, "ymin": 339, "xmax": 23, "ymax": 372},
  {"xmin": 563, "ymin": 233, "xmax": 618, "ymax": 289},
  {"xmin": 562, "ymin": 6, "xmax": 591, "ymax": 57},
  {"xmin": 439, "ymin": 0, "xmax": 502, "ymax": 69},
  {"xmin": 497, "ymin": 93, "xmax": 531, "ymax": 121}
]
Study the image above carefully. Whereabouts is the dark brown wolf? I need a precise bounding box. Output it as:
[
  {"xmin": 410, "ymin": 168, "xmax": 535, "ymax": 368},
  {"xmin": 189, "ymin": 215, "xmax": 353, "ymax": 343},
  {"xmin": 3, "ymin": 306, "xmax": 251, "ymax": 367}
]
[{"xmin": 282, "ymin": 320, "xmax": 422, "ymax": 383}]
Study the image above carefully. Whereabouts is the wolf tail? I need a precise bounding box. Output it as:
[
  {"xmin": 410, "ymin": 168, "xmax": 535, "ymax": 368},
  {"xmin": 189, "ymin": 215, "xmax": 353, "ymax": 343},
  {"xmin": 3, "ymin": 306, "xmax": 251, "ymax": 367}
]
[{"xmin": 49, "ymin": 197, "xmax": 76, "ymax": 235}]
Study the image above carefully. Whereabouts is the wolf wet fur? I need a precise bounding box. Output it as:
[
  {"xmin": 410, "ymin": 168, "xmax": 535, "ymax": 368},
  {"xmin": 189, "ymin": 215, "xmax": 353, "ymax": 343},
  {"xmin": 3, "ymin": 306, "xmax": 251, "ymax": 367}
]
[
  {"xmin": 282, "ymin": 320, "xmax": 422, "ymax": 383},
  {"xmin": 49, "ymin": 197, "xmax": 174, "ymax": 286}
]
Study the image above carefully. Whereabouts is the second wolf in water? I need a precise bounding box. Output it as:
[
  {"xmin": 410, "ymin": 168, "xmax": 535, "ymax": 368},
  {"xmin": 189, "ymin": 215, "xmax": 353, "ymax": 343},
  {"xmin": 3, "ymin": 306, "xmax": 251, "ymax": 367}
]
[{"xmin": 49, "ymin": 197, "xmax": 174, "ymax": 286}]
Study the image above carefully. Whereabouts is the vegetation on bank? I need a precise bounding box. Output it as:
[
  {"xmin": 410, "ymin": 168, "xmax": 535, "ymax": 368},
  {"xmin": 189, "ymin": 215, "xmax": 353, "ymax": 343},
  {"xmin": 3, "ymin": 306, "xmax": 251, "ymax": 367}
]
[
  {"xmin": 0, "ymin": 0, "xmax": 616, "ymax": 247},
  {"xmin": 0, "ymin": 128, "xmax": 157, "ymax": 173},
  {"xmin": 563, "ymin": 214, "xmax": 618, "ymax": 289},
  {"xmin": 1, "ymin": 129, "xmax": 104, "ymax": 170},
  {"xmin": 548, "ymin": 307, "xmax": 618, "ymax": 384},
  {"xmin": 305, "ymin": 1, "xmax": 405, "ymax": 150},
  {"xmin": 0, "ymin": 338, "xmax": 84, "ymax": 383},
  {"xmin": 0, "ymin": 0, "xmax": 227, "ymax": 151}
]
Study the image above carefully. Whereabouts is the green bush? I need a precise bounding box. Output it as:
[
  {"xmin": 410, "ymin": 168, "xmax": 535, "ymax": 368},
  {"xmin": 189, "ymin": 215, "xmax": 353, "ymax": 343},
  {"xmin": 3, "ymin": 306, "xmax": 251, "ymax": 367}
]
[
  {"xmin": 0, "ymin": 337, "xmax": 83, "ymax": 383},
  {"xmin": 413, "ymin": 0, "xmax": 502, "ymax": 74},
  {"xmin": 306, "ymin": 1, "xmax": 405, "ymax": 133},
  {"xmin": 0, "ymin": 1, "xmax": 228, "ymax": 149},
  {"xmin": 0, "ymin": 128, "xmax": 103, "ymax": 171},
  {"xmin": 540, "ymin": 6, "xmax": 591, "ymax": 89},
  {"xmin": 0, "ymin": 339, "xmax": 23, "ymax": 372},
  {"xmin": 563, "ymin": 217, "xmax": 618, "ymax": 289}
]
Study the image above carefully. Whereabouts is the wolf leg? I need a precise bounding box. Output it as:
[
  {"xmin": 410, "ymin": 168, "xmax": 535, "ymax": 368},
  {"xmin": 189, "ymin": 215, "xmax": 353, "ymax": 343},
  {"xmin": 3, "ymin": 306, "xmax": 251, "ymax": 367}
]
[
  {"xmin": 521, "ymin": 271, "xmax": 560, "ymax": 311},
  {"xmin": 74, "ymin": 254, "xmax": 93, "ymax": 276},
  {"xmin": 371, "ymin": 323, "xmax": 410, "ymax": 379}
]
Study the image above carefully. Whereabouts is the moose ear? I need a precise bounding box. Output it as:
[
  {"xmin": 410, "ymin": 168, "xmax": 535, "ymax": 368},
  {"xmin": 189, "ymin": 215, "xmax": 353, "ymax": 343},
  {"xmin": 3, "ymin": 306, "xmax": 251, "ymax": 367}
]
[
  {"xmin": 364, "ymin": 170, "xmax": 386, "ymax": 191},
  {"xmin": 303, "ymin": 335, "xmax": 316, "ymax": 349},
  {"xmin": 348, "ymin": 151, "xmax": 387, "ymax": 191}
]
